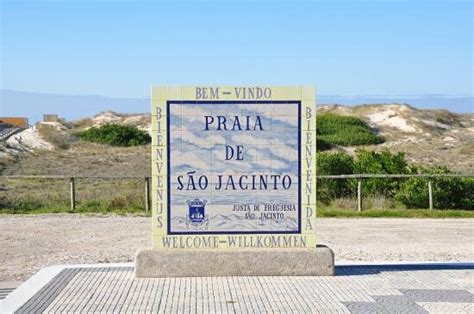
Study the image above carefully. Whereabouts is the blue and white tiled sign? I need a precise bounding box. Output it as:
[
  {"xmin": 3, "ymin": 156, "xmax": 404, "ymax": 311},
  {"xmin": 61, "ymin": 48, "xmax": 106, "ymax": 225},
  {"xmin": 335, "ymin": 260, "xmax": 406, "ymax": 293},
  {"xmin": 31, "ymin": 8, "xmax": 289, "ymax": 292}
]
[
  {"xmin": 152, "ymin": 86, "xmax": 316, "ymax": 250},
  {"xmin": 169, "ymin": 101, "xmax": 299, "ymax": 233}
]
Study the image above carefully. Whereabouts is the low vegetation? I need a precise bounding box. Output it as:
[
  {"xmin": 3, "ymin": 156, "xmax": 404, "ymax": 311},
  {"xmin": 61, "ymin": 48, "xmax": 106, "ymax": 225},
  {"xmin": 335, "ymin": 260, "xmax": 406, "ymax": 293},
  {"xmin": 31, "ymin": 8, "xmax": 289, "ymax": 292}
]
[
  {"xmin": 0, "ymin": 201, "xmax": 148, "ymax": 215},
  {"xmin": 316, "ymin": 113, "xmax": 383, "ymax": 150},
  {"xmin": 2, "ymin": 110, "xmax": 472, "ymax": 216},
  {"xmin": 317, "ymin": 150, "xmax": 474, "ymax": 210},
  {"xmin": 318, "ymin": 208, "xmax": 474, "ymax": 218},
  {"xmin": 37, "ymin": 124, "xmax": 71, "ymax": 149},
  {"xmin": 0, "ymin": 178, "xmax": 149, "ymax": 215},
  {"xmin": 77, "ymin": 124, "xmax": 151, "ymax": 146}
]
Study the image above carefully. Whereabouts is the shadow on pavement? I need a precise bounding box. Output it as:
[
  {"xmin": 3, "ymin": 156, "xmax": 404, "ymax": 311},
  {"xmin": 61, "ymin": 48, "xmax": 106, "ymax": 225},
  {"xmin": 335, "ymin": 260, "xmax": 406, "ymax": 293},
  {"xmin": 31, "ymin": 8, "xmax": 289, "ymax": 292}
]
[{"xmin": 336, "ymin": 263, "xmax": 474, "ymax": 276}]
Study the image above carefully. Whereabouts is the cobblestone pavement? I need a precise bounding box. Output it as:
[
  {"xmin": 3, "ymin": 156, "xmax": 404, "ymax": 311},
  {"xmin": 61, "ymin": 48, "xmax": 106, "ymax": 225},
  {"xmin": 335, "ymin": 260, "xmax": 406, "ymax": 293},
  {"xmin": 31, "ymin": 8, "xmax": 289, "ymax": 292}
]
[{"xmin": 3, "ymin": 264, "xmax": 473, "ymax": 313}]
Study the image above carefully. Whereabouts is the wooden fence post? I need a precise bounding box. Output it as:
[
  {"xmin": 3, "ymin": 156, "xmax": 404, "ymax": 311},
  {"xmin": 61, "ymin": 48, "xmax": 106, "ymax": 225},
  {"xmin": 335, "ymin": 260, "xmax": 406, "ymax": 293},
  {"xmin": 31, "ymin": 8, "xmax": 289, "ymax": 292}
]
[
  {"xmin": 357, "ymin": 180, "xmax": 362, "ymax": 212},
  {"xmin": 428, "ymin": 180, "xmax": 433, "ymax": 210},
  {"xmin": 70, "ymin": 177, "xmax": 76, "ymax": 211},
  {"xmin": 145, "ymin": 177, "xmax": 150, "ymax": 212}
]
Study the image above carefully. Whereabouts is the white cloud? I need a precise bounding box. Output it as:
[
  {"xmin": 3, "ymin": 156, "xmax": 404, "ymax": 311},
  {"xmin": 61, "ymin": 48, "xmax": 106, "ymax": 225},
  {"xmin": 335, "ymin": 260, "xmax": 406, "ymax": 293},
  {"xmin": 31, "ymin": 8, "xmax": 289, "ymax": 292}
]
[
  {"xmin": 171, "ymin": 127, "xmax": 226, "ymax": 149},
  {"xmin": 231, "ymin": 133, "xmax": 297, "ymax": 163},
  {"xmin": 252, "ymin": 152, "xmax": 288, "ymax": 170},
  {"xmin": 180, "ymin": 151, "xmax": 211, "ymax": 170}
]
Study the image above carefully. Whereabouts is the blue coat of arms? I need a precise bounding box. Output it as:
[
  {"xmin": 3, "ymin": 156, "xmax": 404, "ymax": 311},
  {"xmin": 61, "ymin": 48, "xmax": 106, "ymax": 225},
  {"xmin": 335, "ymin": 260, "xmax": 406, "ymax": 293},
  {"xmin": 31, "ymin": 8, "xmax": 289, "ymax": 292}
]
[{"xmin": 186, "ymin": 199, "xmax": 208, "ymax": 228}]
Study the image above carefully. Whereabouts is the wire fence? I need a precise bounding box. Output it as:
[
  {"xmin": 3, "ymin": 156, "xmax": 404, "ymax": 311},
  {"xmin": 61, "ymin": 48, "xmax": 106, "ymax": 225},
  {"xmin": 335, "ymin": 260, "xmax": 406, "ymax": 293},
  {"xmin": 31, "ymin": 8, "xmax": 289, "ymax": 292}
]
[{"xmin": 1, "ymin": 174, "xmax": 473, "ymax": 212}]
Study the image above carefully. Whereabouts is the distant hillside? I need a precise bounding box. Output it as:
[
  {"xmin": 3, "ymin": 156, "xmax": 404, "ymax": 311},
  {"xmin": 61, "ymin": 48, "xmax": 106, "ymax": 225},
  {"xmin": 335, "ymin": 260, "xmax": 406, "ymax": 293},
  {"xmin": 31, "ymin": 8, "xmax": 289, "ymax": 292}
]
[
  {"xmin": 0, "ymin": 90, "xmax": 149, "ymax": 124},
  {"xmin": 1, "ymin": 104, "xmax": 473, "ymax": 175},
  {"xmin": 1, "ymin": 89, "xmax": 472, "ymax": 124}
]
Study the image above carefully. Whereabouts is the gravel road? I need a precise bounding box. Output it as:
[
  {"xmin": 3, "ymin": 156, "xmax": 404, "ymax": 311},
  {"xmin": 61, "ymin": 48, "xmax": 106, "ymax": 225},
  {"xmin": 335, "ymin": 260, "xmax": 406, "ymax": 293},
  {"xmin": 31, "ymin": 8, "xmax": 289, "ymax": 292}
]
[{"xmin": 1, "ymin": 215, "xmax": 473, "ymax": 281}]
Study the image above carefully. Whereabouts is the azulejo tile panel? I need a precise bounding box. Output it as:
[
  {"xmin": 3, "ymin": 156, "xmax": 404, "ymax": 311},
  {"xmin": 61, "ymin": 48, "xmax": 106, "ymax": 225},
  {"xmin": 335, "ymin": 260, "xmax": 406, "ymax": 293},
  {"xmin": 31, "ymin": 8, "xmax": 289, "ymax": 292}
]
[{"xmin": 151, "ymin": 86, "xmax": 316, "ymax": 249}]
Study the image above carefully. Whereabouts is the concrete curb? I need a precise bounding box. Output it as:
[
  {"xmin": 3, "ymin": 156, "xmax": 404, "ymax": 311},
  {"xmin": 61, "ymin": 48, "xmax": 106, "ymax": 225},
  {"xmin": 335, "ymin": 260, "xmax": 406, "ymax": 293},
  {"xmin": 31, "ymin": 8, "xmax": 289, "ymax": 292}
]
[
  {"xmin": 0, "ymin": 265, "xmax": 64, "ymax": 314},
  {"xmin": 135, "ymin": 245, "xmax": 336, "ymax": 278}
]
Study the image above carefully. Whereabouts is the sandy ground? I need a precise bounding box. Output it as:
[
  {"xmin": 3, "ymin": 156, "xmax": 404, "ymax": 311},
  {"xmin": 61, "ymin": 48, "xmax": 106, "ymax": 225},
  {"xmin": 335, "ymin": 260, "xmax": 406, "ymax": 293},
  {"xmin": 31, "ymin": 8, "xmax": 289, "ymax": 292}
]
[
  {"xmin": 1, "ymin": 215, "xmax": 473, "ymax": 282},
  {"xmin": 368, "ymin": 108, "xmax": 417, "ymax": 132},
  {"xmin": 6, "ymin": 128, "xmax": 53, "ymax": 151}
]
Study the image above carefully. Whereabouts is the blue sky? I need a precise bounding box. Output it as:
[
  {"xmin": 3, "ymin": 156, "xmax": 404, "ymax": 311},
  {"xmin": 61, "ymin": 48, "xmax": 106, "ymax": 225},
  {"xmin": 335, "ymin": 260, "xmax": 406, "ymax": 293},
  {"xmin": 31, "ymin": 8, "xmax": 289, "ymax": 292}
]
[{"xmin": 1, "ymin": 0, "xmax": 473, "ymax": 106}]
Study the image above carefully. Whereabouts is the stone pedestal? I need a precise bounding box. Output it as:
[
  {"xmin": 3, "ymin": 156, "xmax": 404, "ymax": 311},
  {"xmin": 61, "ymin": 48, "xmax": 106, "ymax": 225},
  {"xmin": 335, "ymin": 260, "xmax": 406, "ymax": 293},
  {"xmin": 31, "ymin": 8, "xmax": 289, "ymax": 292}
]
[{"xmin": 135, "ymin": 245, "xmax": 335, "ymax": 278}]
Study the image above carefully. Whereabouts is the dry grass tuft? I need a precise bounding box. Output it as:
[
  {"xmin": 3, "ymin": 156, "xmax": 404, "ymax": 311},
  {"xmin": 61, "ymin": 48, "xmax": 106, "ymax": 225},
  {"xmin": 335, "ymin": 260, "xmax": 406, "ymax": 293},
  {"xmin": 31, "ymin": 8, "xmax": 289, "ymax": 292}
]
[
  {"xmin": 324, "ymin": 195, "xmax": 398, "ymax": 211},
  {"xmin": 37, "ymin": 124, "xmax": 72, "ymax": 149}
]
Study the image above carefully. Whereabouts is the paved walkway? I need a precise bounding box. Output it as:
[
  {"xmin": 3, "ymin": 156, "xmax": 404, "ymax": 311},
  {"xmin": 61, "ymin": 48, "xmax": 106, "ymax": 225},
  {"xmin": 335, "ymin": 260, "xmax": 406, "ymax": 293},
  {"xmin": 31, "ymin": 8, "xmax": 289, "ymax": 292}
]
[
  {"xmin": 1, "ymin": 263, "xmax": 473, "ymax": 313},
  {"xmin": 0, "ymin": 288, "xmax": 15, "ymax": 301}
]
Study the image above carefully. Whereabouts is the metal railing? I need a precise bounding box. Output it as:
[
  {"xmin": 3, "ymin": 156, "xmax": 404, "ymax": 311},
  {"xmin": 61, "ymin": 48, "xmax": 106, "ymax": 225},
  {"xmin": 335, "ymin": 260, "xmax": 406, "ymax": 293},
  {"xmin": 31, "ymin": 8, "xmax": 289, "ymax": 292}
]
[{"xmin": 0, "ymin": 127, "xmax": 23, "ymax": 141}]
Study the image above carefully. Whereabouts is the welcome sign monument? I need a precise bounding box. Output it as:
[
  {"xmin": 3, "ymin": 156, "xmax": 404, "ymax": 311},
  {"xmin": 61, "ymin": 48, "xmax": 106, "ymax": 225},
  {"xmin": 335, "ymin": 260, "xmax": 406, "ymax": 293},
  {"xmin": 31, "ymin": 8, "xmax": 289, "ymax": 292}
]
[{"xmin": 136, "ymin": 85, "xmax": 335, "ymax": 277}]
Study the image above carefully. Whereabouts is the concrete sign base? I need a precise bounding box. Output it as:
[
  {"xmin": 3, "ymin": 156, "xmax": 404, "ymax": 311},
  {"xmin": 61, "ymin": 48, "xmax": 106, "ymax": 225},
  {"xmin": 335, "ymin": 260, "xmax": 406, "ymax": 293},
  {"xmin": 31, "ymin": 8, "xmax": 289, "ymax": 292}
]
[{"xmin": 135, "ymin": 245, "xmax": 335, "ymax": 278}]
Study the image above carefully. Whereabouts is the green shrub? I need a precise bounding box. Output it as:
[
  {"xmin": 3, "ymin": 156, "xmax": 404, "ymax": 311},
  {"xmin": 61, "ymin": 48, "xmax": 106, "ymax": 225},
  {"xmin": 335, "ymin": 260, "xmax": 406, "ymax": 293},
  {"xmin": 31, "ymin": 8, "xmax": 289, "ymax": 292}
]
[
  {"xmin": 316, "ymin": 149, "xmax": 473, "ymax": 210},
  {"xmin": 353, "ymin": 150, "xmax": 411, "ymax": 197},
  {"xmin": 78, "ymin": 124, "xmax": 151, "ymax": 146},
  {"xmin": 316, "ymin": 152, "xmax": 355, "ymax": 203},
  {"xmin": 316, "ymin": 138, "xmax": 333, "ymax": 151},
  {"xmin": 317, "ymin": 113, "xmax": 383, "ymax": 149},
  {"xmin": 396, "ymin": 166, "xmax": 474, "ymax": 210}
]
